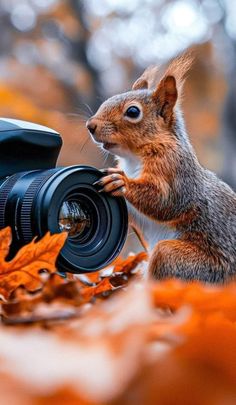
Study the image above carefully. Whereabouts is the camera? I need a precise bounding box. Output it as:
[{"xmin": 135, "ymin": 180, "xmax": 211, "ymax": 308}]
[{"xmin": 0, "ymin": 118, "xmax": 128, "ymax": 273}]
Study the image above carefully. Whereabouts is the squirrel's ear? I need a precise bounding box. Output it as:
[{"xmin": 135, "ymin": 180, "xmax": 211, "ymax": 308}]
[
  {"xmin": 153, "ymin": 75, "xmax": 177, "ymax": 123},
  {"xmin": 153, "ymin": 52, "xmax": 193, "ymax": 123},
  {"xmin": 132, "ymin": 65, "xmax": 159, "ymax": 91},
  {"xmin": 132, "ymin": 78, "xmax": 148, "ymax": 90}
]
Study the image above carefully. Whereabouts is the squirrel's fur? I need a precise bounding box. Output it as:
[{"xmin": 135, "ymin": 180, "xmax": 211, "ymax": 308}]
[{"xmin": 87, "ymin": 54, "xmax": 236, "ymax": 283}]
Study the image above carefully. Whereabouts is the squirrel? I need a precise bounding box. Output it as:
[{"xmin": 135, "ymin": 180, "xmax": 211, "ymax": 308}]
[{"xmin": 86, "ymin": 54, "xmax": 236, "ymax": 283}]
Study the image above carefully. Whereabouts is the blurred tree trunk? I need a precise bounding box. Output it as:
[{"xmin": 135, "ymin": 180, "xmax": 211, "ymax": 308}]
[
  {"xmin": 215, "ymin": 1, "xmax": 236, "ymax": 189},
  {"xmin": 220, "ymin": 39, "xmax": 236, "ymax": 190},
  {"xmin": 69, "ymin": 0, "xmax": 102, "ymax": 112}
]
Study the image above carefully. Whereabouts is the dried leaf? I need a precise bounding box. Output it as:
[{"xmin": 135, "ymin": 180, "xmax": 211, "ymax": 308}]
[
  {"xmin": 80, "ymin": 277, "xmax": 115, "ymax": 302},
  {"xmin": 113, "ymin": 252, "xmax": 148, "ymax": 274},
  {"xmin": 0, "ymin": 227, "xmax": 67, "ymax": 299}
]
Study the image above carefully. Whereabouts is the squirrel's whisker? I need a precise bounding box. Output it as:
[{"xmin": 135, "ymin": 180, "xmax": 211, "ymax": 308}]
[{"xmin": 79, "ymin": 136, "xmax": 90, "ymax": 154}]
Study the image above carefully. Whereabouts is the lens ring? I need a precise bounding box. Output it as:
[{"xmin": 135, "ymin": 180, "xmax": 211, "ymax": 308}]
[
  {"xmin": 20, "ymin": 169, "xmax": 58, "ymax": 242},
  {"xmin": 0, "ymin": 172, "xmax": 25, "ymax": 229}
]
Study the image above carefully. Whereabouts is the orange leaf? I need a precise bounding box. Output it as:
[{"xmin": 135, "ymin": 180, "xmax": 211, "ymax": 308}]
[
  {"xmin": 113, "ymin": 252, "xmax": 148, "ymax": 274},
  {"xmin": 0, "ymin": 227, "xmax": 67, "ymax": 299},
  {"xmin": 80, "ymin": 277, "xmax": 114, "ymax": 302}
]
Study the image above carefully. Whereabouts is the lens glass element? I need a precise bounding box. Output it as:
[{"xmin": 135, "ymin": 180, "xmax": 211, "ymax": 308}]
[{"xmin": 59, "ymin": 200, "xmax": 91, "ymax": 237}]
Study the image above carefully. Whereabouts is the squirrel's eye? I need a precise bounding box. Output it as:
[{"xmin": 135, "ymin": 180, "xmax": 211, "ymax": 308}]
[{"xmin": 125, "ymin": 106, "xmax": 141, "ymax": 119}]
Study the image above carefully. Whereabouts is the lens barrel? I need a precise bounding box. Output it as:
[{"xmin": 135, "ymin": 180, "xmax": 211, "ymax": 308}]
[{"xmin": 0, "ymin": 166, "xmax": 128, "ymax": 273}]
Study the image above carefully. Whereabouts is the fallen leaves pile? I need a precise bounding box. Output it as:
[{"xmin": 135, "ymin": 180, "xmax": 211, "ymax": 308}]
[{"xmin": 0, "ymin": 227, "xmax": 236, "ymax": 404}]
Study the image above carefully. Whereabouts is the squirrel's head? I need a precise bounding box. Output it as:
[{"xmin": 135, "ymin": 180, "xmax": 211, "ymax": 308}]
[{"xmin": 86, "ymin": 54, "xmax": 192, "ymax": 158}]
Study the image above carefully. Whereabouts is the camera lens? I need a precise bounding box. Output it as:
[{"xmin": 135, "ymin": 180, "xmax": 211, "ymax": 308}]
[
  {"xmin": 0, "ymin": 166, "xmax": 128, "ymax": 273},
  {"xmin": 59, "ymin": 200, "xmax": 91, "ymax": 237}
]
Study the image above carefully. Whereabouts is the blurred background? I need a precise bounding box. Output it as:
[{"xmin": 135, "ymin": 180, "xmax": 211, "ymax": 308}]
[
  {"xmin": 0, "ymin": 0, "xmax": 235, "ymax": 221},
  {"xmin": 0, "ymin": 0, "xmax": 235, "ymax": 183}
]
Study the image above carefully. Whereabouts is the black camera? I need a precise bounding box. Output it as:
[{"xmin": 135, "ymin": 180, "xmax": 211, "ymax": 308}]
[{"xmin": 0, "ymin": 118, "xmax": 128, "ymax": 273}]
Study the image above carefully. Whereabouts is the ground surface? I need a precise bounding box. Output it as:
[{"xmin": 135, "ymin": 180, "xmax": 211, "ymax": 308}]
[{"xmin": 0, "ymin": 228, "xmax": 236, "ymax": 405}]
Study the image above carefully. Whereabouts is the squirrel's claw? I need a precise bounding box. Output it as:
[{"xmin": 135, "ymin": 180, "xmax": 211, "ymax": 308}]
[{"xmin": 95, "ymin": 172, "xmax": 127, "ymax": 196}]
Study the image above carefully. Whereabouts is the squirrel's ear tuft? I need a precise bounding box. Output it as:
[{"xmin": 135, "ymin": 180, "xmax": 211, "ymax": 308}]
[
  {"xmin": 153, "ymin": 52, "xmax": 193, "ymax": 123},
  {"xmin": 132, "ymin": 78, "xmax": 148, "ymax": 90},
  {"xmin": 164, "ymin": 52, "xmax": 193, "ymax": 89},
  {"xmin": 132, "ymin": 65, "xmax": 159, "ymax": 91}
]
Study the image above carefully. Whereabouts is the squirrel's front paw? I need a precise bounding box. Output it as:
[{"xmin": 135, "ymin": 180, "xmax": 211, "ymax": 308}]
[{"xmin": 93, "ymin": 169, "xmax": 128, "ymax": 197}]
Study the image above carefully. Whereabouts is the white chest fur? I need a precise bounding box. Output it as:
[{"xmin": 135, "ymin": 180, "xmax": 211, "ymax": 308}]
[{"xmin": 118, "ymin": 155, "xmax": 177, "ymax": 251}]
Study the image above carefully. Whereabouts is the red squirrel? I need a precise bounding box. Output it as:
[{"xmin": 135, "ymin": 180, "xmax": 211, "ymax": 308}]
[{"xmin": 86, "ymin": 54, "xmax": 236, "ymax": 283}]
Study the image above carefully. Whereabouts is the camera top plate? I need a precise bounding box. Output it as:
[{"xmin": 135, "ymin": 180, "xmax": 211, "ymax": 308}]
[{"xmin": 0, "ymin": 118, "xmax": 59, "ymax": 134}]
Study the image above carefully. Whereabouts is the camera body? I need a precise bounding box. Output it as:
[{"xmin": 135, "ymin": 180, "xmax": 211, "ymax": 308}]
[
  {"xmin": 0, "ymin": 118, "xmax": 62, "ymax": 179},
  {"xmin": 0, "ymin": 118, "xmax": 128, "ymax": 273}
]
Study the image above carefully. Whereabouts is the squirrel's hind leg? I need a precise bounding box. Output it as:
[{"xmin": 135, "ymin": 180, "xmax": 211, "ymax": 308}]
[{"xmin": 149, "ymin": 240, "xmax": 226, "ymax": 283}]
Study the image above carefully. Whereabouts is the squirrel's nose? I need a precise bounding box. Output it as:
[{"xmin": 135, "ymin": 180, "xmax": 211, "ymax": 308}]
[{"xmin": 86, "ymin": 120, "xmax": 97, "ymax": 135}]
